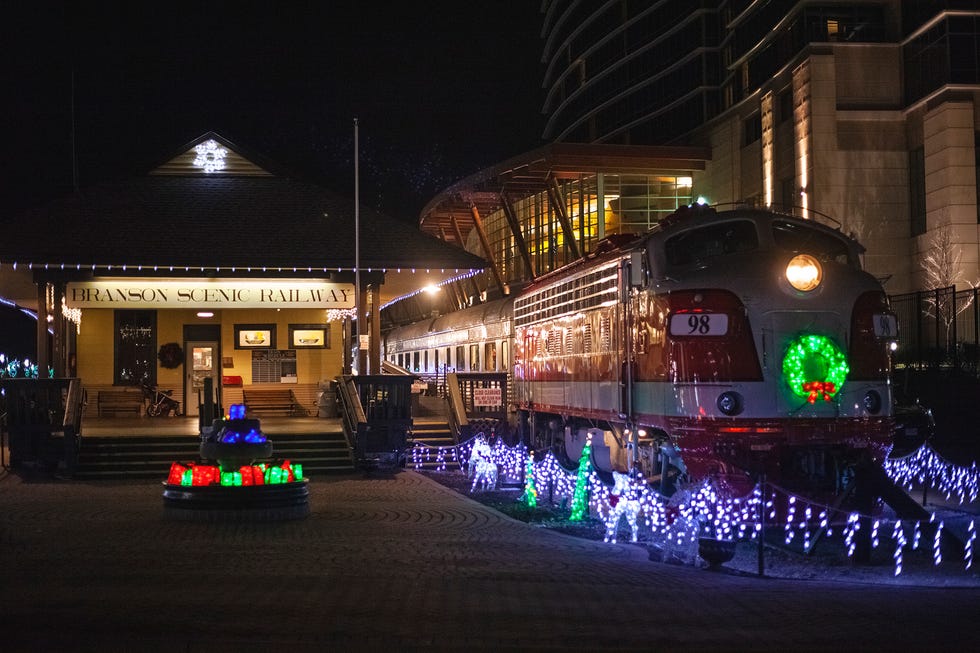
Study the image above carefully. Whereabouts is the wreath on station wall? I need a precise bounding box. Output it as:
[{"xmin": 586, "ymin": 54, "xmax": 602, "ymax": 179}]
[
  {"xmin": 781, "ymin": 334, "xmax": 849, "ymax": 404},
  {"xmin": 158, "ymin": 342, "xmax": 184, "ymax": 369}
]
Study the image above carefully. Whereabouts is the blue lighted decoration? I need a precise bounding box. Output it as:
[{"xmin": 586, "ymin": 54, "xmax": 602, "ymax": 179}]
[
  {"xmin": 406, "ymin": 434, "xmax": 979, "ymax": 576},
  {"xmin": 244, "ymin": 429, "xmax": 266, "ymax": 444},
  {"xmin": 220, "ymin": 431, "xmax": 241, "ymax": 444},
  {"xmin": 229, "ymin": 404, "xmax": 247, "ymax": 420}
]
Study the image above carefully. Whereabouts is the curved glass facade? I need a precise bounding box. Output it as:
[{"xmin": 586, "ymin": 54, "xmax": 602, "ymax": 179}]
[
  {"xmin": 468, "ymin": 173, "xmax": 693, "ymax": 285},
  {"xmin": 541, "ymin": 1, "xmax": 893, "ymax": 144},
  {"xmin": 541, "ymin": 2, "xmax": 722, "ymax": 143}
]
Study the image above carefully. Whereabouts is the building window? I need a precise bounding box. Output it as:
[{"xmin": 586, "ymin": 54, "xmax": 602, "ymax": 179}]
[
  {"xmin": 114, "ymin": 310, "xmax": 156, "ymax": 386},
  {"xmin": 780, "ymin": 177, "xmax": 796, "ymax": 211},
  {"xmin": 778, "ymin": 88, "xmax": 793, "ymax": 124},
  {"xmin": 743, "ymin": 113, "xmax": 762, "ymax": 146},
  {"xmin": 909, "ymin": 147, "xmax": 926, "ymax": 236},
  {"xmin": 976, "ymin": 132, "xmax": 980, "ymax": 224}
]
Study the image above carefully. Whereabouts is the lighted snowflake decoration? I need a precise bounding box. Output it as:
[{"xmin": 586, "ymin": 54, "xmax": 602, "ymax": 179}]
[{"xmin": 193, "ymin": 139, "xmax": 228, "ymax": 173}]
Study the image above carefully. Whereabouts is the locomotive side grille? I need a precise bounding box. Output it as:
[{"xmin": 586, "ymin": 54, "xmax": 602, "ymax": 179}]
[{"xmin": 514, "ymin": 260, "xmax": 621, "ymax": 327}]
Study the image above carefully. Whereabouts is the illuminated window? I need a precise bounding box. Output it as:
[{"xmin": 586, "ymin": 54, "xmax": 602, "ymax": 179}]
[
  {"xmin": 826, "ymin": 19, "xmax": 840, "ymax": 41},
  {"xmin": 485, "ymin": 342, "xmax": 497, "ymax": 371},
  {"xmin": 114, "ymin": 310, "xmax": 156, "ymax": 386}
]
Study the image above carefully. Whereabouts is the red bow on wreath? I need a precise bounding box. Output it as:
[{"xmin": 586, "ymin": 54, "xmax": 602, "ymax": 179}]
[{"xmin": 802, "ymin": 380, "xmax": 836, "ymax": 404}]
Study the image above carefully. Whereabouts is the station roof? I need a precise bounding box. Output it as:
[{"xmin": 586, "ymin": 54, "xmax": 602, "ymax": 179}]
[
  {"xmin": 0, "ymin": 133, "xmax": 488, "ymax": 306},
  {"xmin": 418, "ymin": 141, "xmax": 710, "ymax": 246}
]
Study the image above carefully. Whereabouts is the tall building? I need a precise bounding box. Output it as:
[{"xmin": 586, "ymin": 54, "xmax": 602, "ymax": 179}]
[{"xmin": 539, "ymin": 1, "xmax": 980, "ymax": 294}]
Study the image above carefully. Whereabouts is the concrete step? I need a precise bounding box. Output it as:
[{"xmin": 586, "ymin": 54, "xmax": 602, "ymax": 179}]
[
  {"xmin": 74, "ymin": 432, "xmax": 354, "ymax": 480},
  {"xmin": 408, "ymin": 421, "xmax": 460, "ymax": 471}
]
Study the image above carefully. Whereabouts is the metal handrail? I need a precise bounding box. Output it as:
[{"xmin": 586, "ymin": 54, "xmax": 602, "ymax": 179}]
[
  {"xmin": 445, "ymin": 372, "xmax": 468, "ymax": 443},
  {"xmin": 335, "ymin": 376, "xmax": 366, "ymax": 449}
]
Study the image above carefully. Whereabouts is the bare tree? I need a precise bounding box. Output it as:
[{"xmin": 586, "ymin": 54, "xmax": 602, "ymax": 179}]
[{"xmin": 921, "ymin": 223, "xmax": 977, "ymax": 353}]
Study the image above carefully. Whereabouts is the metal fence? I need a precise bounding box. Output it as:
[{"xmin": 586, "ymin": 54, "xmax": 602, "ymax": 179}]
[{"xmin": 889, "ymin": 286, "xmax": 980, "ymax": 375}]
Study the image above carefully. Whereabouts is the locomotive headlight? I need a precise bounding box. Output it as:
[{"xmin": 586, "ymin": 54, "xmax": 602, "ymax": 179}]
[
  {"xmin": 863, "ymin": 390, "xmax": 882, "ymax": 414},
  {"xmin": 717, "ymin": 391, "xmax": 743, "ymax": 416},
  {"xmin": 786, "ymin": 254, "xmax": 822, "ymax": 292}
]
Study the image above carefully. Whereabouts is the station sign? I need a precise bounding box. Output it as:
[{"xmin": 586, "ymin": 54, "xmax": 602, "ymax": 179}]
[{"xmin": 65, "ymin": 279, "xmax": 355, "ymax": 310}]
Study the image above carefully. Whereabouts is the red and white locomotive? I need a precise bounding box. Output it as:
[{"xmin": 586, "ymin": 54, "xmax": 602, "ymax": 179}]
[{"xmin": 388, "ymin": 205, "xmax": 898, "ymax": 495}]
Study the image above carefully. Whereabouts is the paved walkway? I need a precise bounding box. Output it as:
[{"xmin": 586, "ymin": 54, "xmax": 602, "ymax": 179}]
[{"xmin": 1, "ymin": 470, "xmax": 978, "ymax": 652}]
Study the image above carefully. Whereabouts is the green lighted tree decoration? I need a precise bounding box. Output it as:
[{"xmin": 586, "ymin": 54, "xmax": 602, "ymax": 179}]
[
  {"xmin": 569, "ymin": 434, "xmax": 593, "ymax": 521},
  {"xmin": 520, "ymin": 451, "xmax": 537, "ymax": 508},
  {"xmin": 782, "ymin": 334, "xmax": 849, "ymax": 403}
]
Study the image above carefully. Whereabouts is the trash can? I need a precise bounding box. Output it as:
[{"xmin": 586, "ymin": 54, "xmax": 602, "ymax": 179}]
[{"xmin": 317, "ymin": 380, "xmax": 337, "ymax": 418}]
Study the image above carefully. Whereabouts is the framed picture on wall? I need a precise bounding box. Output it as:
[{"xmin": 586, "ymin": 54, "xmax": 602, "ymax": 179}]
[
  {"xmin": 289, "ymin": 324, "xmax": 329, "ymax": 349},
  {"xmin": 234, "ymin": 323, "xmax": 276, "ymax": 349}
]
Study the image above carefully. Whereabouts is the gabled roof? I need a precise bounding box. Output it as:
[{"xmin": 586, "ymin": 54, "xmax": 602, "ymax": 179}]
[
  {"xmin": 149, "ymin": 132, "xmax": 275, "ymax": 177},
  {"xmin": 1, "ymin": 134, "xmax": 487, "ymax": 279}
]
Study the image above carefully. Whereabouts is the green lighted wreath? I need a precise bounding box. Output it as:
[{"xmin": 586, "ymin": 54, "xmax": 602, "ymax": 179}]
[{"xmin": 782, "ymin": 334, "xmax": 849, "ymax": 403}]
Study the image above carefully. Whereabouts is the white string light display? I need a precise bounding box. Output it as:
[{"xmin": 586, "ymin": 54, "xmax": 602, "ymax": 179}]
[{"xmin": 407, "ymin": 435, "xmax": 979, "ymax": 575}]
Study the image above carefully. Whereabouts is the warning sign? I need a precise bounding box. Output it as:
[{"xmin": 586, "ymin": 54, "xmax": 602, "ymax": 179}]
[{"xmin": 473, "ymin": 387, "xmax": 502, "ymax": 407}]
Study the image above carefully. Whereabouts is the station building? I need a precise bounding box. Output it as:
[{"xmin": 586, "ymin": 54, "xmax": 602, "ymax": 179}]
[{"xmin": 0, "ymin": 132, "xmax": 486, "ymax": 417}]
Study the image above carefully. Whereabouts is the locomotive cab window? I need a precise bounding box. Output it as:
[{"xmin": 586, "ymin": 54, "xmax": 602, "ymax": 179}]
[
  {"xmin": 772, "ymin": 220, "xmax": 853, "ymax": 266},
  {"xmin": 665, "ymin": 221, "xmax": 758, "ymax": 269}
]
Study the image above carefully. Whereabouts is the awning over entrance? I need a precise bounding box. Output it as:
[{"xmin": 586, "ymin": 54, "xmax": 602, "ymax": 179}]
[{"xmin": 419, "ymin": 141, "xmax": 710, "ymax": 248}]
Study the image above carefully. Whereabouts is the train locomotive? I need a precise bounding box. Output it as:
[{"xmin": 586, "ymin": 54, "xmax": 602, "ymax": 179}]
[{"xmin": 386, "ymin": 205, "xmax": 898, "ymax": 498}]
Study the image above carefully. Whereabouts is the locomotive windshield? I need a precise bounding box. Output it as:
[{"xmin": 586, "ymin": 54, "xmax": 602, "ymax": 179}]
[
  {"xmin": 664, "ymin": 220, "xmax": 758, "ymax": 268},
  {"xmin": 772, "ymin": 220, "xmax": 853, "ymax": 265}
]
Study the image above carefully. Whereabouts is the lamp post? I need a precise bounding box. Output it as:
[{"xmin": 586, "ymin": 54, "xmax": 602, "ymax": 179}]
[{"xmin": 354, "ymin": 118, "xmax": 365, "ymax": 375}]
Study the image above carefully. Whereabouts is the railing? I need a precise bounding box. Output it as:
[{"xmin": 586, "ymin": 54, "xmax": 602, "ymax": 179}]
[
  {"xmin": 336, "ymin": 374, "xmax": 413, "ymax": 469},
  {"xmin": 890, "ymin": 286, "xmax": 980, "ymax": 375},
  {"xmin": 445, "ymin": 372, "xmax": 512, "ymax": 444},
  {"xmin": 336, "ymin": 376, "xmax": 366, "ymax": 450},
  {"xmin": 0, "ymin": 377, "xmax": 85, "ymax": 476}
]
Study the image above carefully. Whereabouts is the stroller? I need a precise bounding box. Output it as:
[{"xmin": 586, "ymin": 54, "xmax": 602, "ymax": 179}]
[{"xmin": 141, "ymin": 382, "xmax": 181, "ymax": 417}]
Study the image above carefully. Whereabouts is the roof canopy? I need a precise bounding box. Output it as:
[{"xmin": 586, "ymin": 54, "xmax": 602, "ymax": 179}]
[
  {"xmin": 0, "ymin": 132, "xmax": 487, "ymax": 306},
  {"xmin": 419, "ymin": 141, "xmax": 710, "ymax": 247}
]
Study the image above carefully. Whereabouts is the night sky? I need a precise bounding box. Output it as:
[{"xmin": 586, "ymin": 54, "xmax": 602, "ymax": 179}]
[{"xmin": 5, "ymin": 2, "xmax": 547, "ymax": 221}]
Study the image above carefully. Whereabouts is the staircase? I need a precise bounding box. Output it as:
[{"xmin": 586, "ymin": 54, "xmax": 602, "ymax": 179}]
[
  {"xmin": 73, "ymin": 432, "xmax": 354, "ymax": 480},
  {"xmin": 408, "ymin": 420, "xmax": 460, "ymax": 471}
]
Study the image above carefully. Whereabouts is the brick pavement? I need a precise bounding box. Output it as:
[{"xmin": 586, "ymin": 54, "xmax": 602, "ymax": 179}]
[{"xmin": 1, "ymin": 469, "xmax": 979, "ymax": 652}]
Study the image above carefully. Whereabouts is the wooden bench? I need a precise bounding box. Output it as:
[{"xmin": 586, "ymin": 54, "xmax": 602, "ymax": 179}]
[
  {"xmin": 98, "ymin": 390, "xmax": 143, "ymax": 417},
  {"xmin": 243, "ymin": 388, "xmax": 303, "ymax": 416}
]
